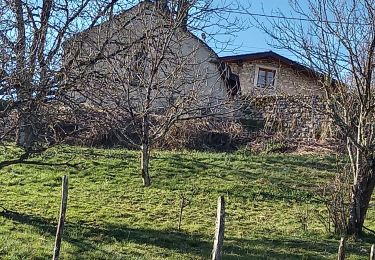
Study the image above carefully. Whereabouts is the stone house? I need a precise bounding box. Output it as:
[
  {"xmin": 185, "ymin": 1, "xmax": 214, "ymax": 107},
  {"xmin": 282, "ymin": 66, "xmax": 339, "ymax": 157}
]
[
  {"xmin": 60, "ymin": 0, "xmax": 242, "ymax": 148},
  {"xmin": 220, "ymin": 51, "xmax": 331, "ymax": 139},
  {"xmin": 63, "ymin": 2, "xmax": 329, "ymax": 142},
  {"xmin": 63, "ymin": 1, "xmax": 236, "ymax": 114},
  {"xmin": 220, "ymin": 51, "xmax": 324, "ymax": 97}
]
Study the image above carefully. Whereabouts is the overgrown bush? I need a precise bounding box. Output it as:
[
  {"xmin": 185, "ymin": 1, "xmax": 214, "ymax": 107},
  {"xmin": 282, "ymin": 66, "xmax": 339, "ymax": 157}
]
[
  {"xmin": 63, "ymin": 104, "xmax": 246, "ymax": 151},
  {"xmin": 154, "ymin": 119, "xmax": 245, "ymax": 151},
  {"xmin": 262, "ymin": 139, "xmax": 289, "ymax": 154}
]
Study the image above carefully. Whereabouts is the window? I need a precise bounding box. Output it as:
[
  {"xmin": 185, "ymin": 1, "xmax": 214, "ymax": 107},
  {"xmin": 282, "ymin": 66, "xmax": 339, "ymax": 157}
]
[{"xmin": 256, "ymin": 68, "xmax": 276, "ymax": 88}]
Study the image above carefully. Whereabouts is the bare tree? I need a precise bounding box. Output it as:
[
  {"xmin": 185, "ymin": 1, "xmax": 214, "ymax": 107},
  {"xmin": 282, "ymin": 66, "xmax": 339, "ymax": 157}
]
[
  {"xmin": 0, "ymin": 0, "xmax": 132, "ymax": 161},
  {"xmin": 253, "ymin": 0, "xmax": 375, "ymax": 236},
  {"xmin": 65, "ymin": 1, "xmax": 242, "ymax": 186}
]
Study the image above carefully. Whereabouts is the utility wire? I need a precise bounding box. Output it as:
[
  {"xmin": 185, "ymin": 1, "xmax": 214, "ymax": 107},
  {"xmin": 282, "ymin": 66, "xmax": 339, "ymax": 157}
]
[{"xmin": 228, "ymin": 10, "xmax": 372, "ymax": 26}]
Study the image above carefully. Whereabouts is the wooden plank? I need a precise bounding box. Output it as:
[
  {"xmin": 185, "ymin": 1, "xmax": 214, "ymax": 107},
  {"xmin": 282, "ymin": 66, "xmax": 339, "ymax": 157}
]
[
  {"xmin": 53, "ymin": 175, "xmax": 69, "ymax": 260},
  {"xmin": 212, "ymin": 196, "xmax": 225, "ymax": 260}
]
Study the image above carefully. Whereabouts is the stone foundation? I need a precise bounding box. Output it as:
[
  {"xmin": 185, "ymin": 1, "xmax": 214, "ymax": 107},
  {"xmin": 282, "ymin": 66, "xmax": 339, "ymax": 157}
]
[{"xmin": 240, "ymin": 95, "xmax": 333, "ymax": 139}]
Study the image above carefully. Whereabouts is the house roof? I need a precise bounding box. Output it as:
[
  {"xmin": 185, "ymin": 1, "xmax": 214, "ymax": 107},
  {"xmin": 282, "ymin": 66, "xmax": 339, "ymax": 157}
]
[
  {"xmin": 220, "ymin": 51, "xmax": 319, "ymax": 77},
  {"xmin": 66, "ymin": 1, "xmax": 219, "ymax": 60}
]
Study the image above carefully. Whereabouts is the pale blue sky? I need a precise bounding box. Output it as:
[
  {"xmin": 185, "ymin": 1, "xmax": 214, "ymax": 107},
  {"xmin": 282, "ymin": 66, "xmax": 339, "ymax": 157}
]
[{"xmin": 214, "ymin": 0, "xmax": 307, "ymax": 59}]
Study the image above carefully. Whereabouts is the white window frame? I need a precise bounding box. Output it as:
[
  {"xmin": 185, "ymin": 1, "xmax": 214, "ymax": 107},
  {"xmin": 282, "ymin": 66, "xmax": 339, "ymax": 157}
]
[{"xmin": 254, "ymin": 65, "xmax": 278, "ymax": 89}]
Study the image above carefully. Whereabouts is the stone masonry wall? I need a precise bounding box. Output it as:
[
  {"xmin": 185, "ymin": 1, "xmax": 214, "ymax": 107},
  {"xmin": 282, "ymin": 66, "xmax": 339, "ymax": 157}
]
[{"xmin": 240, "ymin": 95, "xmax": 333, "ymax": 139}]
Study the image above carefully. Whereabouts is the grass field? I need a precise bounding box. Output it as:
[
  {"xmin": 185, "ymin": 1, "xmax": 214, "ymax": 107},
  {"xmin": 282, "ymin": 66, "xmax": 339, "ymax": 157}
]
[{"xmin": 1, "ymin": 146, "xmax": 375, "ymax": 259}]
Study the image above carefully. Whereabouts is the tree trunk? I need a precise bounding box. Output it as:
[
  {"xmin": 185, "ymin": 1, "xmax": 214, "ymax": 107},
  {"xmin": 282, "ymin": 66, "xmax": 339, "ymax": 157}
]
[
  {"xmin": 347, "ymin": 159, "xmax": 375, "ymax": 236},
  {"xmin": 16, "ymin": 112, "xmax": 35, "ymax": 149},
  {"xmin": 337, "ymin": 237, "xmax": 345, "ymax": 260},
  {"xmin": 140, "ymin": 142, "xmax": 151, "ymax": 187},
  {"xmin": 140, "ymin": 108, "xmax": 151, "ymax": 187}
]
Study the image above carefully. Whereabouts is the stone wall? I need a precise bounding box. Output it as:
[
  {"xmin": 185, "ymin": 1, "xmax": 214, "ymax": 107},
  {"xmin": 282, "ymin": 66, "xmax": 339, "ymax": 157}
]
[
  {"xmin": 240, "ymin": 95, "xmax": 333, "ymax": 139},
  {"xmin": 228, "ymin": 59, "xmax": 324, "ymax": 97}
]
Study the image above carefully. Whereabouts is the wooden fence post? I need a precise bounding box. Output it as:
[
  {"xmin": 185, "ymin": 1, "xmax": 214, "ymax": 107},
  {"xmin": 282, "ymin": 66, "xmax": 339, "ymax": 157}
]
[
  {"xmin": 370, "ymin": 244, "xmax": 375, "ymax": 260},
  {"xmin": 337, "ymin": 237, "xmax": 345, "ymax": 260},
  {"xmin": 212, "ymin": 196, "xmax": 225, "ymax": 260},
  {"xmin": 178, "ymin": 196, "xmax": 186, "ymax": 231},
  {"xmin": 53, "ymin": 175, "xmax": 69, "ymax": 260}
]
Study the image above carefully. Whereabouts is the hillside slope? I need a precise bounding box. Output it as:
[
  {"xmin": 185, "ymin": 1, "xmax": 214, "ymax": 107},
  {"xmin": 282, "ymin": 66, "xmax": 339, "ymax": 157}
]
[{"xmin": 0, "ymin": 146, "xmax": 374, "ymax": 259}]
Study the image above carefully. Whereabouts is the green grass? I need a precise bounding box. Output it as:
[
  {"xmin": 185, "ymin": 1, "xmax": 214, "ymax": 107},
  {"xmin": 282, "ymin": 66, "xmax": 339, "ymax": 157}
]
[{"xmin": 0, "ymin": 146, "xmax": 375, "ymax": 259}]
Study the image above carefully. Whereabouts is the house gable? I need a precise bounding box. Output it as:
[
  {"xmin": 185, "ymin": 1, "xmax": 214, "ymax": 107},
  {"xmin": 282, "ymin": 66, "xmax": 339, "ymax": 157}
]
[{"xmin": 63, "ymin": 1, "xmax": 233, "ymax": 115}]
